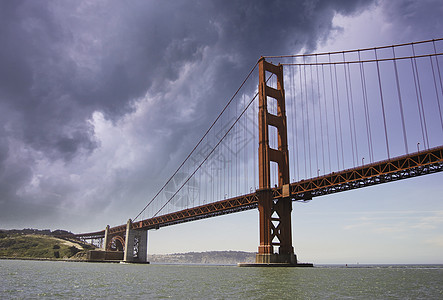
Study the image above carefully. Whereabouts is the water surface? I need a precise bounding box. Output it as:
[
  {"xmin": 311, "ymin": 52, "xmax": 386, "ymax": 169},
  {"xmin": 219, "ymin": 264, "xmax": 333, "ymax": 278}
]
[{"xmin": 1, "ymin": 260, "xmax": 442, "ymax": 299}]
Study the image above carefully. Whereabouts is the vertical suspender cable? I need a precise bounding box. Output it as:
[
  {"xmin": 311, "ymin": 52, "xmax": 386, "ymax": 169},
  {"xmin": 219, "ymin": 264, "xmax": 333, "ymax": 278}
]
[
  {"xmin": 430, "ymin": 42, "xmax": 443, "ymax": 134},
  {"xmin": 295, "ymin": 64, "xmax": 300, "ymax": 180},
  {"xmin": 358, "ymin": 51, "xmax": 374, "ymax": 162},
  {"xmin": 329, "ymin": 54, "xmax": 340, "ymax": 170},
  {"xmin": 232, "ymin": 101, "xmax": 235, "ymax": 197},
  {"xmin": 198, "ymin": 151, "xmax": 201, "ymax": 206},
  {"xmin": 221, "ymin": 114, "xmax": 225, "ymax": 198},
  {"xmin": 347, "ymin": 62, "xmax": 359, "ymax": 164},
  {"xmin": 316, "ymin": 55, "xmax": 326, "ymax": 174},
  {"xmin": 411, "ymin": 51, "xmax": 427, "ymax": 150},
  {"xmin": 375, "ymin": 48, "xmax": 390, "ymax": 159},
  {"xmin": 310, "ymin": 63, "xmax": 319, "ymax": 174},
  {"xmin": 273, "ymin": 75, "xmax": 278, "ymax": 185},
  {"xmin": 253, "ymin": 95, "xmax": 257, "ymax": 190},
  {"xmin": 235, "ymin": 93, "xmax": 238, "ymax": 197},
  {"xmin": 433, "ymin": 40, "xmax": 443, "ymax": 128},
  {"xmin": 303, "ymin": 57, "xmax": 312, "ymax": 177},
  {"xmin": 290, "ymin": 62, "xmax": 299, "ymax": 181},
  {"xmin": 343, "ymin": 52, "xmax": 356, "ymax": 166},
  {"xmin": 412, "ymin": 43, "xmax": 430, "ymax": 149},
  {"xmin": 321, "ymin": 64, "xmax": 332, "ymax": 173},
  {"xmin": 186, "ymin": 160, "xmax": 189, "ymax": 209},
  {"xmin": 244, "ymin": 96, "xmax": 248, "ymax": 194},
  {"xmin": 392, "ymin": 46, "xmax": 409, "ymax": 154},
  {"xmin": 229, "ymin": 109, "xmax": 232, "ymax": 198},
  {"xmin": 333, "ymin": 60, "xmax": 345, "ymax": 168},
  {"xmin": 300, "ymin": 62, "xmax": 307, "ymax": 178}
]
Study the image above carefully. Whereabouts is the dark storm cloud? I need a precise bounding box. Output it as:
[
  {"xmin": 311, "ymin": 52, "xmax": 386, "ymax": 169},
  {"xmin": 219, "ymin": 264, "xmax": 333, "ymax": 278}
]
[
  {"xmin": 1, "ymin": 0, "xmax": 381, "ymax": 229},
  {"xmin": 0, "ymin": 1, "xmax": 97, "ymax": 161},
  {"xmin": 381, "ymin": 0, "xmax": 443, "ymax": 40},
  {"xmin": 135, "ymin": 0, "xmax": 377, "ymax": 163}
]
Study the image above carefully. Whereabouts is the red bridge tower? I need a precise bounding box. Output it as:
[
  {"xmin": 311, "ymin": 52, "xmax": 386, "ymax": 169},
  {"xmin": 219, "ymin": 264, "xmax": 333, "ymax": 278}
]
[{"xmin": 256, "ymin": 58, "xmax": 296, "ymax": 264}]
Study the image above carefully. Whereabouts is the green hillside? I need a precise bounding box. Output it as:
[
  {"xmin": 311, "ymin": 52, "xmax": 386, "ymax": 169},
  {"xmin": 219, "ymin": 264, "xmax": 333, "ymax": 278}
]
[{"xmin": 0, "ymin": 233, "xmax": 94, "ymax": 260}]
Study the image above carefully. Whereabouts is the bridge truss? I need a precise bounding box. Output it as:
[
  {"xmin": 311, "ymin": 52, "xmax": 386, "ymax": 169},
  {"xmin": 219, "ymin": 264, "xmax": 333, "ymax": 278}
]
[{"xmin": 77, "ymin": 145, "xmax": 443, "ymax": 240}]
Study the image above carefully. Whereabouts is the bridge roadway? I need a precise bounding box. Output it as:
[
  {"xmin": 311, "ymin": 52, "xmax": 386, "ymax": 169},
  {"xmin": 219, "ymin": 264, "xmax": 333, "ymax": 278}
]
[{"xmin": 75, "ymin": 145, "xmax": 443, "ymax": 240}]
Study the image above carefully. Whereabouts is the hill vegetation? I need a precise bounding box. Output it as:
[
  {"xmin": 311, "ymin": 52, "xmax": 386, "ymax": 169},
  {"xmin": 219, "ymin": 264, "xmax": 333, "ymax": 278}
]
[
  {"xmin": 0, "ymin": 230, "xmax": 95, "ymax": 260},
  {"xmin": 0, "ymin": 229, "xmax": 255, "ymax": 264}
]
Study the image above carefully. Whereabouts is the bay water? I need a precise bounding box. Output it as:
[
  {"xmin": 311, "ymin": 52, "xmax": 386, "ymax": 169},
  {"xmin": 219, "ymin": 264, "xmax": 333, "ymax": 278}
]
[{"xmin": 1, "ymin": 260, "xmax": 442, "ymax": 299}]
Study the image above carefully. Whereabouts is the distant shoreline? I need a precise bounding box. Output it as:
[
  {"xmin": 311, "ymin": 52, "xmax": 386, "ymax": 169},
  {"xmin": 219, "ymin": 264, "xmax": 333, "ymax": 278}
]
[{"xmin": 1, "ymin": 257, "xmax": 442, "ymax": 268}]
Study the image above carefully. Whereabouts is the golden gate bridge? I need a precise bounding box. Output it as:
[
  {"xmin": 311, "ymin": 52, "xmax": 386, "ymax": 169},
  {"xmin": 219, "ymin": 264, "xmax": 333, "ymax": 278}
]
[{"xmin": 73, "ymin": 39, "xmax": 443, "ymax": 265}]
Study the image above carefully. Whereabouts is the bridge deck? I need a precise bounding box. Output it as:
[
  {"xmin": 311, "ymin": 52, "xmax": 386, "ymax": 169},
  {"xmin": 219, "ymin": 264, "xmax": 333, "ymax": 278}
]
[{"xmin": 76, "ymin": 145, "xmax": 443, "ymax": 239}]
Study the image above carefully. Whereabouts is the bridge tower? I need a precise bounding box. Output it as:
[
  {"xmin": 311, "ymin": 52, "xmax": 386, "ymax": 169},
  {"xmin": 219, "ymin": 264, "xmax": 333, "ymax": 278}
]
[{"xmin": 256, "ymin": 57, "xmax": 296, "ymax": 264}]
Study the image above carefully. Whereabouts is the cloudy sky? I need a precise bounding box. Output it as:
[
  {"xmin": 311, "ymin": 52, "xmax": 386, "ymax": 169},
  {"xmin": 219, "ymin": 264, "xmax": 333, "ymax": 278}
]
[{"xmin": 1, "ymin": 0, "xmax": 443, "ymax": 264}]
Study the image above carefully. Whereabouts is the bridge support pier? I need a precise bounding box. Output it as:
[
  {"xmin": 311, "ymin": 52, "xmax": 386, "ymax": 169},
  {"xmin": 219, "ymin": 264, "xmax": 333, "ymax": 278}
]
[
  {"xmin": 255, "ymin": 188, "xmax": 297, "ymax": 265},
  {"xmin": 123, "ymin": 219, "xmax": 149, "ymax": 263},
  {"xmin": 102, "ymin": 225, "xmax": 110, "ymax": 250}
]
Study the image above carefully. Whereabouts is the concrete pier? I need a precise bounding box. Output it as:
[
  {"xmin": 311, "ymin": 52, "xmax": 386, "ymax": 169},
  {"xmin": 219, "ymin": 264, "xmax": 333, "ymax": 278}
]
[
  {"xmin": 103, "ymin": 225, "xmax": 110, "ymax": 250},
  {"xmin": 123, "ymin": 219, "xmax": 149, "ymax": 263},
  {"xmin": 239, "ymin": 252, "xmax": 313, "ymax": 267},
  {"xmin": 87, "ymin": 250, "xmax": 123, "ymax": 262},
  {"xmin": 238, "ymin": 262, "xmax": 313, "ymax": 267},
  {"xmin": 255, "ymin": 253, "xmax": 297, "ymax": 264}
]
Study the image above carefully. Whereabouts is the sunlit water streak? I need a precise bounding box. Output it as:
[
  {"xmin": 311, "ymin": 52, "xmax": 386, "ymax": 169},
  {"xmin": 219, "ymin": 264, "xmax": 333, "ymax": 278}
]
[{"xmin": 1, "ymin": 260, "xmax": 442, "ymax": 299}]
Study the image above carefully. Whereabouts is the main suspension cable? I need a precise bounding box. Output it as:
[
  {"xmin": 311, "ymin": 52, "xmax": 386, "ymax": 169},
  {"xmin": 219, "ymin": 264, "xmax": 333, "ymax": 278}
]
[
  {"xmin": 134, "ymin": 61, "xmax": 259, "ymax": 221},
  {"xmin": 153, "ymin": 90, "xmax": 260, "ymax": 217}
]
